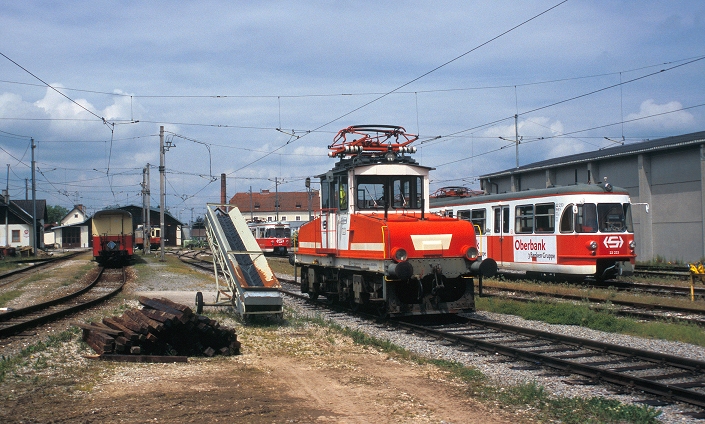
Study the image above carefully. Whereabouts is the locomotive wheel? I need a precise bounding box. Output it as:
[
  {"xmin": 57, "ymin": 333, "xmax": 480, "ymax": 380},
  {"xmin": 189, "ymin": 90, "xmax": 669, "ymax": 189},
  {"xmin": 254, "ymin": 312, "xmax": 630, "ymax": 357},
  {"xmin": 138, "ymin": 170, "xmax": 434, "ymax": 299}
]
[
  {"xmin": 308, "ymin": 291, "xmax": 319, "ymax": 300},
  {"xmin": 325, "ymin": 293, "xmax": 337, "ymax": 305},
  {"xmin": 195, "ymin": 291, "xmax": 204, "ymax": 314},
  {"xmin": 376, "ymin": 301, "xmax": 388, "ymax": 319},
  {"xmin": 349, "ymin": 298, "xmax": 361, "ymax": 312}
]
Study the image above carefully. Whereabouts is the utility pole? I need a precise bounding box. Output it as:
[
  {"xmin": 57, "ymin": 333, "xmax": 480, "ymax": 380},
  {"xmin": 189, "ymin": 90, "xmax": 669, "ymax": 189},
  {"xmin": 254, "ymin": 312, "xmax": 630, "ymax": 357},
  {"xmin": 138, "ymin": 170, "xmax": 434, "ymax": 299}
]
[
  {"xmin": 142, "ymin": 165, "xmax": 151, "ymax": 254},
  {"xmin": 275, "ymin": 177, "xmax": 279, "ymax": 221},
  {"xmin": 31, "ymin": 138, "xmax": 37, "ymax": 256},
  {"xmin": 159, "ymin": 126, "xmax": 166, "ymax": 261},
  {"xmin": 25, "ymin": 178, "xmax": 28, "ymax": 200},
  {"xmin": 145, "ymin": 164, "xmax": 151, "ymax": 254},
  {"xmin": 514, "ymin": 114, "xmax": 519, "ymax": 168},
  {"xmin": 5, "ymin": 164, "xmax": 9, "ymax": 247}
]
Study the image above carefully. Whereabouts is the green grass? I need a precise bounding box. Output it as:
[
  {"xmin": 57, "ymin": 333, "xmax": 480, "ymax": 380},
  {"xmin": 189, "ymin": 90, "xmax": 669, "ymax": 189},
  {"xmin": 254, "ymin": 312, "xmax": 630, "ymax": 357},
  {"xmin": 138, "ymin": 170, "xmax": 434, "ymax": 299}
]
[
  {"xmin": 0, "ymin": 328, "xmax": 79, "ymax": 383},
  {"xmin": 291, "ymin": 310, "xmax": 661, "ymax": 423},
  {"xmin": 477, "ymin": 296, "xmax": 705, "ymax": 346}
]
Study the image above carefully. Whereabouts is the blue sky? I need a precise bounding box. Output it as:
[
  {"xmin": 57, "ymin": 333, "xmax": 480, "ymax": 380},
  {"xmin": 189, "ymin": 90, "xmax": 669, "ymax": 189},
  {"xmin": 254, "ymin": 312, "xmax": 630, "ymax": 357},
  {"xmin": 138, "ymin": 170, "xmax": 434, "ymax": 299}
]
[{"xmin": 1, "ymin": 1, "xmax": 703, "ymax": 221}]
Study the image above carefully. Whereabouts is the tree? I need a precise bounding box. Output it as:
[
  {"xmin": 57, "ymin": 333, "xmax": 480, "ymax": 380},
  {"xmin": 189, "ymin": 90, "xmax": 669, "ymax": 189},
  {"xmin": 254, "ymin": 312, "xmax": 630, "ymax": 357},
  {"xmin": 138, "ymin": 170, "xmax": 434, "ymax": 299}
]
[{"xmin": 46, "ymin": 205, "xmax": 69, "ymax": 225}]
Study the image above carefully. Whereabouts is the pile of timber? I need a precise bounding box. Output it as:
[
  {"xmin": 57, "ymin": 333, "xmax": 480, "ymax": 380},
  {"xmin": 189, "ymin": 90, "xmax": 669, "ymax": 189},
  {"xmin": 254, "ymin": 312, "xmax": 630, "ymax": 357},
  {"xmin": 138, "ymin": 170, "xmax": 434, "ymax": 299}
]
[{"xmin": 76, "ymin": 296, "xmax": 241, "ymax": 360}]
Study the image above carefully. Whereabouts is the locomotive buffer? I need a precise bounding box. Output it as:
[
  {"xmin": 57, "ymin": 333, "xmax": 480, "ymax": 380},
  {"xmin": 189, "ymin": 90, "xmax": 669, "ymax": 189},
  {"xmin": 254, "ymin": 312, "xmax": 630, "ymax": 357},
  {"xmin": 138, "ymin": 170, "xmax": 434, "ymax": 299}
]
[{"xmin": 201, "ymin": 204, "xmax": 283, "ymax": 318}]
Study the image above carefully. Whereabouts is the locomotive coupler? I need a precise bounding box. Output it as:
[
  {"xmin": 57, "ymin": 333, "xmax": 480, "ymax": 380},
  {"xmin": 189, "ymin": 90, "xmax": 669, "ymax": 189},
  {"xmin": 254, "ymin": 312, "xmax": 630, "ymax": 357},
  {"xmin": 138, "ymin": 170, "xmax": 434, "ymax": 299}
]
[{"xmin": 430, "ymin": 265, "xmax": 445, "ymax": 295}]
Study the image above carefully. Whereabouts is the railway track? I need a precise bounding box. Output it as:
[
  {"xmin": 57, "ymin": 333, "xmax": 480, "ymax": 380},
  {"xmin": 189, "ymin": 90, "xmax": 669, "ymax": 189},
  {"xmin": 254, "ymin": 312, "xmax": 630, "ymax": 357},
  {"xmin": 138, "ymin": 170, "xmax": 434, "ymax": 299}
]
[
  {"xmin": 0, "ymin": 250, "xmax": 84, "ymax": 289},
  {"xmin": 0, "ymin": 266, "xmax": 126, "ymax": 339},
  {"xmin": 480, "ymin": 285, "xmax": 705, "ymax": 326},
  {"xmin": 278, "ymin": 281, "xmax": 705, "ymax": 411}
]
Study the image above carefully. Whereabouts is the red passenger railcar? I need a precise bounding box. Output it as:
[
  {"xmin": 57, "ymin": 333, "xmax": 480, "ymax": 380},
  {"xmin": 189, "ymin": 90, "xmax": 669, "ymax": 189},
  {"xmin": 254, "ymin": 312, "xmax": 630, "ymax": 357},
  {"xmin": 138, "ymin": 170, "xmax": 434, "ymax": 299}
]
[
  {"xmin": 92, "ymin": 209, "xmax": 134, "ymax": 266},
  {"xmin": 248, "ymin": 220, "xmax": 291, "ymax": 255},
  {"xmin": 294, "ymin": 125, "xmax": 496, "ymax": 316},
  {"xmin": 430, "ymin": 183, "xmax": 637, "ymax": 281}
]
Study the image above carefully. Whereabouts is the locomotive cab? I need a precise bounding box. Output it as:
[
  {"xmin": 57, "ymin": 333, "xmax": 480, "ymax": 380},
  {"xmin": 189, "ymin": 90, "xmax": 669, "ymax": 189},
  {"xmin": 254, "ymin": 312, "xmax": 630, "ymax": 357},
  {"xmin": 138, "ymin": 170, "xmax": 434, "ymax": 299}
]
[{"xmin": 295, "ymin": 126, "xmax": 495, "ymax": 316}]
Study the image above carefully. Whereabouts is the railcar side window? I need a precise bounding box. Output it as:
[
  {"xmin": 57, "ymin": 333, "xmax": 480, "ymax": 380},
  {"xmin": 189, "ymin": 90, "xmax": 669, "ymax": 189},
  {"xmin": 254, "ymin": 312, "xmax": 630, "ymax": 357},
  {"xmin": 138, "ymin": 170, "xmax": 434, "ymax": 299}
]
[
  {"xmin": 534, "ymin": 203, "xmax": 555, "ymax": 233},
  {"xmin": 515, "ymin": 205, "xmax": 533, "ymax": 234},
  {"xmin": 575, "ymin": 203, "xmax": 598, "ymax": 233},
  {"xmin": 560, "ymin": 204, "xmax": 574, "ymax": 233},
  {"xmin": 457, "ymin": 210, "xmax": 470, "ymax": 220},
  {"xmin": 597, "ymin": 203, "xmax": 626, "ymax": 232},
  {"xmin": 623, "ymin": 203, "xmax": 634, "ymax": 232},
  {"xmin": 471, "ymin": 209, "xmax": 486, "ymax": 234}
]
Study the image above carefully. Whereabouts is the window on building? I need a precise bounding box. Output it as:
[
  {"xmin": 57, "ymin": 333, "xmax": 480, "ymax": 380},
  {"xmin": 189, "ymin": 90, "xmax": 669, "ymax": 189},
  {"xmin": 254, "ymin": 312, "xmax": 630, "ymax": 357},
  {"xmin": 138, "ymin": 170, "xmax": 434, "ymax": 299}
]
[
  {"xmin": 295, "ymin": 216, "xmax": 301, "ymax": 221},
  {"xmin": 296, "ymin": 202, "xmax": 302, "ymax": 208},
  {"xmin": 281, "ymin": 216, "xmax": 287, "ymax": 221},
  {"xmin": 254, "ymin": 202, "xmax": 260, "ymax": 210},
  {"xmin": 12, "ymin": 230, "xmax": 20, "ymax": 243}
]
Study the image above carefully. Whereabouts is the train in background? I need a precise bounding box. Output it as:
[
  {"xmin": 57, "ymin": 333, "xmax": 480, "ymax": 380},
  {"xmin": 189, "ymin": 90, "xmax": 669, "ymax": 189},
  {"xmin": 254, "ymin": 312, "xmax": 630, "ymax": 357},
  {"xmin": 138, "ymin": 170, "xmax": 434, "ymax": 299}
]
[
  {"xmin": 429, "ymin": 182, "xmax": 637, "ymax": 281},
  {"xmin": 294, "ymin": 125, "xmax": 496, "ymax": 317},
  {"xmin": 91, "ymin": 209, "xmax": 134, "ymax": 266},
  {"xmin": 248, "ymin": 220, "xmax": 291, "ymax": 255},
  {"xmin": 134, "ymin": 225, "xmax": 161, "ymax": 250}
]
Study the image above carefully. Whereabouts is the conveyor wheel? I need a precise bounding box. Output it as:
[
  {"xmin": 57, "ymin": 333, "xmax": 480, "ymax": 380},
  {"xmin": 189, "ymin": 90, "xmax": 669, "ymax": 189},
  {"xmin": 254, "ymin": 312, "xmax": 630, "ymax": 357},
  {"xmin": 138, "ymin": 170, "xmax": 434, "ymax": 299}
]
[{"xmin": 195, "ymin": 291, "xmax": 204, "ymax": 314}]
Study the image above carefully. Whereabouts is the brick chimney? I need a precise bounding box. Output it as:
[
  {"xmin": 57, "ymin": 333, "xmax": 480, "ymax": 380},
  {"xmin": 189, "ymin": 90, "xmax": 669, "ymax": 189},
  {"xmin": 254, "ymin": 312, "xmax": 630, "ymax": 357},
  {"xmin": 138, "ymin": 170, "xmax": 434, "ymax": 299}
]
[{"xmin": 220, "ymin": 173, "xmax": 226, "ymax": 205}]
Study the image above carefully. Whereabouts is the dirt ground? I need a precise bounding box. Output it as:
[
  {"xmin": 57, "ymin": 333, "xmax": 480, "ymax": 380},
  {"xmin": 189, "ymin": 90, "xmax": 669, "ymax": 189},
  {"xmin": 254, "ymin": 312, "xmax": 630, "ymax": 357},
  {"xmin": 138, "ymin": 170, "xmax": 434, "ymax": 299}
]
[{"xmin": 0, "ymin": 253, "xmax": 522, "ymax": 423}]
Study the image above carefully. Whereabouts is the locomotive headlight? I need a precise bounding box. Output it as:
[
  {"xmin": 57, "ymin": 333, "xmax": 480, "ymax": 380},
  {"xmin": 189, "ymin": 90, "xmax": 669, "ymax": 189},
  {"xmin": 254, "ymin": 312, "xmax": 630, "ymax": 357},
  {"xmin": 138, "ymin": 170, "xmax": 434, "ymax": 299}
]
[
  {"xmin": 464, "ymin": 246, "xmax": 479, "ymax": 261},
  {"xmin": 391, "ymin": 247, "xmax": 408, "ymax": 263},
  {"xmin": 629, "ymin": 240, "xmax": 636, "ymax": 250}
]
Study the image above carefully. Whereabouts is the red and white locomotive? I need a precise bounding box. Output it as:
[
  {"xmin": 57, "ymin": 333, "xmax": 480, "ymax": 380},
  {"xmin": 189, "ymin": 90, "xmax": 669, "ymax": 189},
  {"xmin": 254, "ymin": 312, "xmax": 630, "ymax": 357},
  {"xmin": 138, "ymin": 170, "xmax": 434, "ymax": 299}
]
[
  {"xmin": 91, "ymin": 209, "xmax": 134, "ymax": 266},
  {"xmin": 429, "ymin": 183, "xmax": 637, "ymax": 281},
  {"xmin": 294, "ymin": 125, "xmax": 496, "ymax": 316},
  {"xmin": 248, "ymin": 220, "xmax": 291, "ymax": 255}
]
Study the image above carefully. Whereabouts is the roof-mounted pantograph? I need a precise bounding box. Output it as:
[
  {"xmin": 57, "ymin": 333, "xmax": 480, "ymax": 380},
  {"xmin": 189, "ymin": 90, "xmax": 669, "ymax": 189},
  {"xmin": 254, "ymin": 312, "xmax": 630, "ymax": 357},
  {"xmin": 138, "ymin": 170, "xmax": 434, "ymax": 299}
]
[{"xmin": 328, "ymin": 125, "xmax": 418, "ymax": 158}]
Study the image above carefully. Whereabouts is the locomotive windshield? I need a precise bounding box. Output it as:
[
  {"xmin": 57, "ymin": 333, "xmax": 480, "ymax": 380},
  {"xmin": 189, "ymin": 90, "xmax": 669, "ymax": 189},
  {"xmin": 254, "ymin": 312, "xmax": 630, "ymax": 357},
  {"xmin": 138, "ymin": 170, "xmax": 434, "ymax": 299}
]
[
  {"xmin": 560, "ymin": 202, "xmax": 633, "ymax": 233},
  {"xmin": 356, "ymin": 175, "xmax": 422, "ymax": 210}
]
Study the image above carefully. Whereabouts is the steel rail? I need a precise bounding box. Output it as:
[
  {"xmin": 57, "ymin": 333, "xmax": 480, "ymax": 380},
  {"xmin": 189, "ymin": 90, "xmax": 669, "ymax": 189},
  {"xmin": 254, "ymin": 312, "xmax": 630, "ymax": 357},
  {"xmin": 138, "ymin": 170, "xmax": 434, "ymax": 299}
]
[
  {"xmin": 0, "ymin": 267, "xmax": 125, "ymax": 338},
  {"xmin": 0, "ymin": 251, "xmax": 84, "ymax": 286},
  {"xmin": 392, "ymin": 318, "xmax": 705, "ymax": 408},
  {"xmin": 277, "ymin": 281, "xmax": 705, "ymax": 409},
  {"xmin": 481, "ymin": 285, "xmax": 705, "ymax": 315}
]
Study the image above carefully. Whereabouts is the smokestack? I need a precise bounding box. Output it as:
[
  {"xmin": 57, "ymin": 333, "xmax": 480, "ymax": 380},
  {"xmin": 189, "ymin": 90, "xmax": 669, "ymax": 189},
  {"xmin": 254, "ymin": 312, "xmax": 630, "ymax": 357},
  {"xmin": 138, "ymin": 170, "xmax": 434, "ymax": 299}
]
[{"xmin": 220, "ymin": 173, "xmax": 227, "ymax": 205}]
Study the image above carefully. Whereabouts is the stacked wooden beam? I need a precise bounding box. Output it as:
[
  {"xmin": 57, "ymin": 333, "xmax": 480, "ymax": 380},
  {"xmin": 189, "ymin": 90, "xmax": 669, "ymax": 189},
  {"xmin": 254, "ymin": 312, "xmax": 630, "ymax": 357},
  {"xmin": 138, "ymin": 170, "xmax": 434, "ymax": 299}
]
[{"xmin": 76, "ymin": 297, "xmax": 241, "ymax": 359}]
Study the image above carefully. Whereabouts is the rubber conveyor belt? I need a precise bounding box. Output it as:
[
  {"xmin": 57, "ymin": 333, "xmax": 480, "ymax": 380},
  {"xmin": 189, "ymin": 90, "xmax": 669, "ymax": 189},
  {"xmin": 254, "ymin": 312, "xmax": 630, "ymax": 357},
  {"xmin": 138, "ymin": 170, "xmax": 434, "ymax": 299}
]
[{"xmin": 216, "ymin": 214, "xmax": 264, "ymax": 287}]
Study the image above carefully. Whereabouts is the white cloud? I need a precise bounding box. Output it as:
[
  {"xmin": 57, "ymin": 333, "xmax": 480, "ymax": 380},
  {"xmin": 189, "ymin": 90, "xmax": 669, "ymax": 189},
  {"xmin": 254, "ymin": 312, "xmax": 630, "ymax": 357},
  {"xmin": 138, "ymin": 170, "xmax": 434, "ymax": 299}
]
[{"xmin": 625, "ymin": 99, "xmax": 695, "ymax": 129}]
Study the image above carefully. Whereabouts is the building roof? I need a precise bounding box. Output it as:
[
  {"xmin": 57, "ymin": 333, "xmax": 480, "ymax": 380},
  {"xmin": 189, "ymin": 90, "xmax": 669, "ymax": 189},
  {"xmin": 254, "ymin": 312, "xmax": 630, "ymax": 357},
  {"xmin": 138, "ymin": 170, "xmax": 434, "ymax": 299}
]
[
  {"xmin": 229, "ymin": 190, "xmax": 320, "ymax": 214},
  {"xmin": 481, "ymin": 130, "xmax": 705, "ymax": 179},
  {"xmin": 12, "ymin": 199, "xmax": 48, "ymax": 221}
]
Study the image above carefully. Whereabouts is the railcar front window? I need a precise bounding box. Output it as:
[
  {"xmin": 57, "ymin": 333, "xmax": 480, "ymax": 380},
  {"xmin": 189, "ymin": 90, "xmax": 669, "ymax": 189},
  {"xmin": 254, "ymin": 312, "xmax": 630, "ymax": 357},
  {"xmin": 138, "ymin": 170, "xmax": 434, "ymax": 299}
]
[
  {"xmin": 597, "ymin": 203, "xmax": 628, "ymax": 232},
  {"xmin": 575, "ymin": 203, "xmax": 598, "ymax": 233}
]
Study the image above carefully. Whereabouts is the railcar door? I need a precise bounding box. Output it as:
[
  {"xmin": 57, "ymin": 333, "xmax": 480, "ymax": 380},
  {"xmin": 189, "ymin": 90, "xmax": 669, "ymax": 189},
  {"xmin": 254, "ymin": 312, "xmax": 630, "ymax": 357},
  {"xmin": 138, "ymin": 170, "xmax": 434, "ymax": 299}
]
[{"xmin": 492, "ymin": 205, "xmax": 510, "ymax": 265}]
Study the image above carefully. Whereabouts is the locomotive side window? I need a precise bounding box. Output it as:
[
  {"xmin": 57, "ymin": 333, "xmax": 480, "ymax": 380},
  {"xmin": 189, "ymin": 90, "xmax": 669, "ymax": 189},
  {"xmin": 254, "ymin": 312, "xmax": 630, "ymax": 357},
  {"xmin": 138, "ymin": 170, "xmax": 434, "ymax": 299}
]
[
  {"xmin": 534, "ymin": 203, "xmax": 555, "ymax": 233},
  {"xmin": 559, "ymin": 203, "xmax": 574, "ymax": 233},
  {"xmin": 321, "ymin": 178, "xmax": 331, "ymax": 209},
  {"xmin": 338, "ymin": 177, "xmax": 348, "ymax": 211},
  {"xmin": 457, "ymin": 210, "xmax": 470, "ymax": 220},
  {"xmin": 515, "ymin": 205, "xmax": 533, "ymax": 234},
  {"xmin": 575, "ymin": 203, "xmax": 598, "ymax": 233},
  {"xmin": 597, "ymin": 203, "xmax": 627, "ymax": 232}
]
